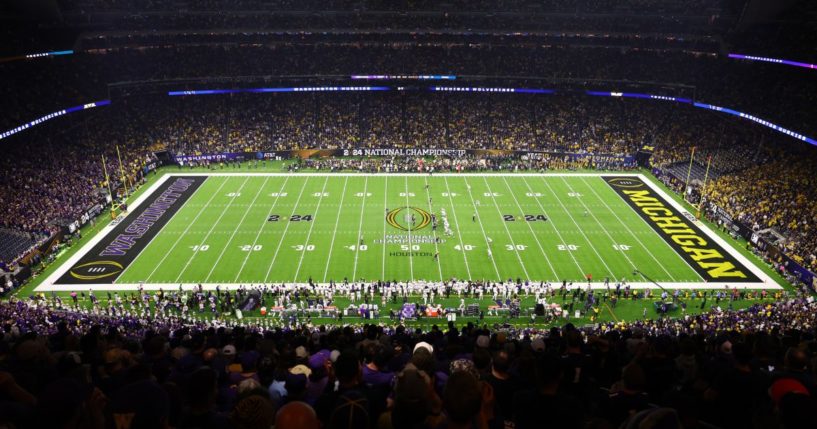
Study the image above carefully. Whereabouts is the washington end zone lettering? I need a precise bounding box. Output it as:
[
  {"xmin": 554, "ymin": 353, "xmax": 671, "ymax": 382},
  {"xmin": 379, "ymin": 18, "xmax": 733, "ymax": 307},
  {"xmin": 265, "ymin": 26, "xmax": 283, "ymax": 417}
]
[
  {"xmin": 604, "ymin": 177, "xmax": 759, "ymax": 282},
  {"xmin": 56, "ymin": 176, "xmax": 207, "ymax": 284}
]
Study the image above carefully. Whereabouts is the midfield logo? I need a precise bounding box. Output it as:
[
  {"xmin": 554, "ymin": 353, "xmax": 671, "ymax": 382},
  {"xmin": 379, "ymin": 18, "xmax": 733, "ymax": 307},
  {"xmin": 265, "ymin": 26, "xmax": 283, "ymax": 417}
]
[{"xmin": 386, "ymin": 207, "xmax": 432, "ymax": 231}]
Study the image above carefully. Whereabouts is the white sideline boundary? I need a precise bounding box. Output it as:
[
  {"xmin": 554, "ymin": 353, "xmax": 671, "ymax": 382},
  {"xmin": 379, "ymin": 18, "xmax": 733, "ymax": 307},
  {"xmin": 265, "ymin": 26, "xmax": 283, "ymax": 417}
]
[{"xmin": 35, "ymin": 172, "xmax": 781, "ymax": 292}]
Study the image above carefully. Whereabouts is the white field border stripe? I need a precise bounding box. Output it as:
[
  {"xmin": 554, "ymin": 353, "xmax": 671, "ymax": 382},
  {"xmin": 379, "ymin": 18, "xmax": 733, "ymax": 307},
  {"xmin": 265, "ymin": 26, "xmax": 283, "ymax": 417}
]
[
  {"xmin": 293, "ymin": 176, "xmax": 330, "ymax": 282},
  {"xmin": 323, "ymin": 176, "xmax": 349, "ymax": 283},
  {"xmin": 163, "ymin": 172, "xmax": 645, "ymax": 177},
  {"xmin": 234, "ymin": 176, "xmax": 291, "ymax": 281},
  {"xmin": 41, "ymin": 281, "xmax": 779, "ymax": 292},
  {"xmin": 537, "ymin": 176, "xmax": 618, "ymax": 281},
  {"xmin": 403, "ymin": 176, "xmax": 414, "ymax": 281},
  {"xmin": 141, "ymin": 177, "xmax": 229, "ymax": 282},
  {"xmin": 460, "ymin": 177, "xmax": 502, "ymax": 280},
  {"xmin": 204, "ymin": 176, "xmax": 271, "ymax": 283},
  {"xmin": 579, "ymin": 176, "xmax": 676, "ymax": 279},
  {"xmin": 519, "ymin": 176, "xmax": 586, "ymax": 278},
  {"xmin": 174, "ymin": 176, "xmax": 251, "ymax": 282},
  {"xmin": 264, "ymin": 177, "xmax": 311, "ymax": 282},
  {"xmin": 637, "ymin": 174, "xmax": 779, "ymax": 287},
  {"xmin": 443, "ymin": 176, "xmax": 473, "ymax": 280},
  {"xmin": 558, "ymin": 176, "xmax": 642, "ymax": 277},
  {"xmin": 500, "ymin": 176, "xmax": 559, "ymax": 280},
  {"xmin": 424, "ymin": 176, "xmax": 444, "ymax": 282},
  {"xmin": 352, "ymin": 177, "xmax": 369, "ymax": 281},
  {"xmin": 480, "ymin": 176, "xmax": 531, "ymax": 280},
  {"xmin": 36, "ymin": 173, "xmax": 172, "ymax": 291},
  {"xmin": 381, "ymin": 176, "xmax": 388, "ymax": 280}
]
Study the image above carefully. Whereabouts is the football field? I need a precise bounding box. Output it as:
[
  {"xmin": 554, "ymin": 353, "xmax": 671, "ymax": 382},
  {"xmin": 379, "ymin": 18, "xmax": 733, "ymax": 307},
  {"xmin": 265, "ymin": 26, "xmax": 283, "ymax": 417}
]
[{"xmin": 40, "ymin": 172, "xmax": 775, "ymax": 291}]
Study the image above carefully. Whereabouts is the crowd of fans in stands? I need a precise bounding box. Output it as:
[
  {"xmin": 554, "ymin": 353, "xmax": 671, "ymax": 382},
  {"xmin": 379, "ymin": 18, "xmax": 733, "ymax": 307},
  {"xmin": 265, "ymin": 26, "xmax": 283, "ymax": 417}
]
[{"xmin": 0, "ymin": 291, "xmax": 816, "ymax": 428}]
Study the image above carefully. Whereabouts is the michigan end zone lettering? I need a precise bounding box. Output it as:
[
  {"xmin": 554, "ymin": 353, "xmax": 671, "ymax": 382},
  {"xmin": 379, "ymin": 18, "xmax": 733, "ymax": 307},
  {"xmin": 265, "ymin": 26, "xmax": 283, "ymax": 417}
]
[
  {"xmin": 604, "ymin": 177, "xmax": 759, "ymax": 283},
  {"xmin": 57, "ymin": 176, "xmax": 207, "ymax": 284}
]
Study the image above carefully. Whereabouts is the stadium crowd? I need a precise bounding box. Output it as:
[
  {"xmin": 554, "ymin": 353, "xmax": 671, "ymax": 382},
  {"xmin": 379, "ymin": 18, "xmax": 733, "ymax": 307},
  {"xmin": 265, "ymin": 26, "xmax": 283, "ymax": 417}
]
[{"xmin": 0, "ymin": 291, "xmax": 816, "ymax": 429}]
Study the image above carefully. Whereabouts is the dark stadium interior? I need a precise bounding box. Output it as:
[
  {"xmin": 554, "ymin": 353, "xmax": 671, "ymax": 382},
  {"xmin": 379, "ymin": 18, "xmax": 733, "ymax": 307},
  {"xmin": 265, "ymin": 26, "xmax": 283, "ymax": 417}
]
[{"xmin": 1, "ymin": 1, "xmax": 817, "ymax": 428}]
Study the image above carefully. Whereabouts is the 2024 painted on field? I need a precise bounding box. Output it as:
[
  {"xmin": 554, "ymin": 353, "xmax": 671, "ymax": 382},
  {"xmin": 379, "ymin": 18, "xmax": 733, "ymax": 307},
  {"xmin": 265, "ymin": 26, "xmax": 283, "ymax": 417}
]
[{"xmin": 113, "ymin": 173, "xmax": 705, "ymax": 286}]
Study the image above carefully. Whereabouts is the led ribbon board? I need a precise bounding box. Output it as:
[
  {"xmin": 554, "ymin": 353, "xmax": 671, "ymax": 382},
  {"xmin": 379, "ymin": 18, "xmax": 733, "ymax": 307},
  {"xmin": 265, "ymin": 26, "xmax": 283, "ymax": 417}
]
[
  {"xmin": 351, "ymin": 75, "xmax": 456, "ymax": 80},
  {"xmin": 585, "ymin": 91, "xmax": 692, "ymax": 103},
  {"xmin": 168, "ymin": 86, "xmax": 390, "ymax": 96},
  {"xmin": 0, "ymin": 100, "xmax": 111, "ymax": 141},
  {"xmin": 729, "ymin": 53, "xmax": 817, "ymax": 70},
  {"xmin": 693, "ymin": 102, "xmax": 817, "ymax": 146}
]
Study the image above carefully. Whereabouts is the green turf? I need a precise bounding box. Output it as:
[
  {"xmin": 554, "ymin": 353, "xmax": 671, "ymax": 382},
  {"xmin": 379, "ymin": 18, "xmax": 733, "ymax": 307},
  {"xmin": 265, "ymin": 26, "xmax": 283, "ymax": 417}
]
[{"xmin": 116, "ymin": 174, "xmax": 702, "ymax": 285}]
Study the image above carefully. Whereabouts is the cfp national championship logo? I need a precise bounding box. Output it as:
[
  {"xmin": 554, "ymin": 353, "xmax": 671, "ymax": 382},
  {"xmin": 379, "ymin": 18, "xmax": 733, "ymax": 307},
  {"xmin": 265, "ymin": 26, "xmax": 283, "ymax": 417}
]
[
  {"xmin": 606, "ymin": 177, "xmax": 645, "ymax": 188},
  {"xmin": 69, "ymin": 260, "xmax": 124, "ymax": 280},
  {"xmin": 386, "ymin": 207, "xmax": 432, "ymax": 231}
]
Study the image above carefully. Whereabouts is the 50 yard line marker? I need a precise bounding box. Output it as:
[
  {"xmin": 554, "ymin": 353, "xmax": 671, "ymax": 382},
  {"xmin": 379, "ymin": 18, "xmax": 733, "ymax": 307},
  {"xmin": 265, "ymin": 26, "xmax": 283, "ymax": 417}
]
[
  {"xmin": 140, "ymin": 177, "xmax": 230, "ymax": 282},
  {"xmin": 264, "ymin": 177, "xmax": 311, "ymax": 282},
  {"xmin": 174, "ymin": 176, "xmax": 251, "ymax": 283},
  {"xmin": 204, "ymin": 176, "xmax": 270, "ymax": 283},
  {"xmin": 293, "ymin": 176, "xmax": 330, "ymax": 282},
  {"xmin": 404, "ymin": 176, "xmax": 414, "ymax": 281},
  {"xmin": 381, "ymin": 176, "xmax": 388, "ymax": 280},
  {"xmin": 234, "ymin": 176, "xmax": 291, "ymax": 281},
  {"xmin": 424, "ymin": 176, "xmax": 444, "ymax": 282},
  {"xmin": 323, "ymin": 176, "xmax": 349, "ymax": 283},
  {"xmin": 351, "ymin": 177, "xmax": 369, "ymax": 281}
]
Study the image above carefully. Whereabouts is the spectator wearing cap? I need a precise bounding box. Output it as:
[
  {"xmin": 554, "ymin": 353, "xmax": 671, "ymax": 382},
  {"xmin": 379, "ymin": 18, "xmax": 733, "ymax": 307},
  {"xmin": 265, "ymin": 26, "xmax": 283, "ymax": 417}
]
[
  {"xmin": 228, "ymin": 351, "xmax": 260, "ymax": 388},
  {"xmin": 231, "ymin": 394, "xmax": 276, "ymax": 429},
  {"xmin": 283, "ymin": 364, "xmax": 312, "ymax": 405},
  {"xmin": 315, "ymin": 350, "xmax": 384, "ymax": 429}
]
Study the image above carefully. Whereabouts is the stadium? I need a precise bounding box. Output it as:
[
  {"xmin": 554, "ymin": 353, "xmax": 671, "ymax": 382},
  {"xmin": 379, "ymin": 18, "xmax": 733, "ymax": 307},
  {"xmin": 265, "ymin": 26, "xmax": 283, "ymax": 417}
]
[{"xmin": 0, "ymin": 1, "xmax": 816, "ymax": 428}]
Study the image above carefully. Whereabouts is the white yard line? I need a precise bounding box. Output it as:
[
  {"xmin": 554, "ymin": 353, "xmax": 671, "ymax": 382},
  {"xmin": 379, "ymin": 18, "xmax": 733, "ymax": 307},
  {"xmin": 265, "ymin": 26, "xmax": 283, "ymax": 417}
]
[
  {"xmin": 519, "ymin": 177, "xmax": 587, "ymax": 279},
  {"xmin": 293, "ymin": 176, "xmax": 330, "ymax": 282},
  {"xmin": 499, "ymin": 176, "xmax": 559, "ymax": 280},
  {"xmin": 403, "ymin": 176, "xmax": 415, "ymax": 281},
  {"xmin": 479, "ymin": 176, "xmax": 531, "ymax": 281},
  {"xmin": 536, "ymin": 176, "xmax": 618, "ymax": 281},
  {"xmin": 579, "ymin": 176, "xmax": 677, "ymax": 280},
  {"xmin": 120, "ymin": 177, "xmax": 218, "ymax": 282},
  {"xmin": 203, "ymin": 176, "xmax": 270, "ymax": 283},
  {"xmin": 381, "ymin": 175, "xmax": 388, "ymax": 280},
  {"xmin": 442, "ymin": 176, "xmax": 474, "ymax": 280},
  {"xmin": 234, "ymin": 176, "xmax": 291, "ymax": 281},
  {"xmin": 424, "ymin": 176, "xmax": 444, "ymax": 282},
  {"xmin": 264, "ymin": 177, "xmax": 311, "ymax": 282},
  {"xmin": 351, "ymin": 177, "xmax": 369, "ymax": 281},
  {"xmin": 173, "ymin": 176, "xmax": 251, "ymax": 283},
  {"xmin": 322, "ymin": 176, "xmax": 349, "ymax": 282},
  {"xmin": 460, "ymin": 177, "xmax": 502, "ymax": 280},
  {"xmin": 557, "ymin": 176, "xmax": 642, "ymax": 280}
]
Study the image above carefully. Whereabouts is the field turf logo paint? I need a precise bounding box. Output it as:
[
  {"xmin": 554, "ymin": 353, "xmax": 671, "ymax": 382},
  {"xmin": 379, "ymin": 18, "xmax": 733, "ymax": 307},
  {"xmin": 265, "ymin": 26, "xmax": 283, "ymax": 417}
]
[
  {"xmin": 604, "ymin": 176, "xmax": 759, "ymax": 282},
  {"xmin": 386, "ymin": 207, "xmax": 431, "ymax": 231},
  {"xmin": 69, "ymin": 261, "xmax": 123, "ymax": 280}
]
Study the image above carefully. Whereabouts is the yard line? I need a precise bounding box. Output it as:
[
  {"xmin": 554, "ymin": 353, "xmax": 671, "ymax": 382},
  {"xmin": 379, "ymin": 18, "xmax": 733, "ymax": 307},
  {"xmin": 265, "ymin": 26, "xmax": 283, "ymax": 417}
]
[
  {"xmin": 141, "ymin": 178, "xmax": 228, "ymax": 283},
  {"xmin": 424, "ymin": 176, "xmax": 444, "ymax": 282},
  {"xmin": 322, "ymin": 176, "xmax": 349, "ymax": 282},
  {"xmin": 579, "ymin": 177, "xmax": 678, "ymax": 279},
  {"xmin": 381, "ymin": 175, "xmax": 388, "ymax": 280},
  {"xmin": 264, "ymin": 177, "xmax": 311, "ymax": 282},
  {"xmin": 556, "ymin": 176, "xmax": 641, "ymax": 278},
  {"xmin": 519, "ymin": 177, "xmax": 586, "ymax": 278},
  {"xmin": 174, "ymin": 176, "xmax": 251, "ymax": 283},
  {"xmin": 442, "ymin": 176, "xmax": 473, "ymax": 280},
  {"xmin": 536, "ymin": 176, "xmax": 618, "ymax": 281},
  {"xmin": 499, "ymin": 176, "xmax": 559, "ymax": 280},
  {"xmin": 233, "ymin": 176, "xmax": 291, "ymax": 281},
  {"xmin": 459, "ymin": 176, "xmax": 502, "ymax": 280},
  {"xmin": 403, "ymin": 176, "xmax": 414, "ymax": 281},
  {"xmin": 293, "ymin": 176, "xmax": 330, "ymax": 282},
  {"xmin": 479, "ymin": 176, "xmax": 531, "ymax": 281},
  {"xmin": 351, "ymin": 177, "xmax": 369, "ymax": 281},
  {"xmin": 203, "ymin": 176, "xmax": 271, "ymax": 283}
]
